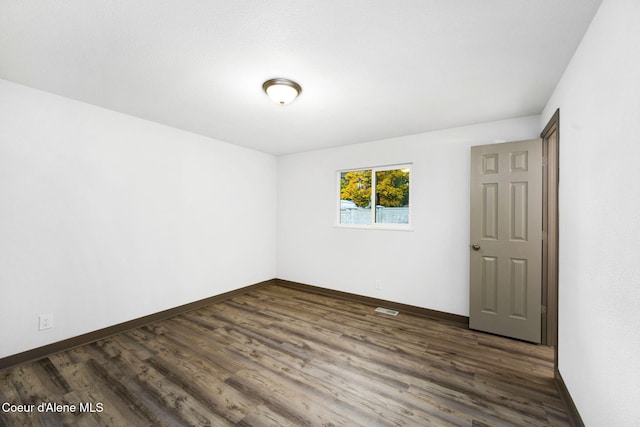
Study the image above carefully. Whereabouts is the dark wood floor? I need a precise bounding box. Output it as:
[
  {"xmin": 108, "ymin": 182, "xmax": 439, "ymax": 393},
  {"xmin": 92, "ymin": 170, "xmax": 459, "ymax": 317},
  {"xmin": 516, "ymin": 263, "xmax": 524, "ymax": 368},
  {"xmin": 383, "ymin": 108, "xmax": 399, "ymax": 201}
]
[{"xmin": 0, "ymin": 284, "xmax": 569, "ymax": 426}]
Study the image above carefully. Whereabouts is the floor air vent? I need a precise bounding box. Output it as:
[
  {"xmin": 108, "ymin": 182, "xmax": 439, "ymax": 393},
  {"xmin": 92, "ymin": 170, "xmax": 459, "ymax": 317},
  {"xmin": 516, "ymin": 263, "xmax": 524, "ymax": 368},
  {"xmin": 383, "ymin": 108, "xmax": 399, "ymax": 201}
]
[{"xmin": 375, "ymin": 307, "xmax": 399, "ymax": 316}]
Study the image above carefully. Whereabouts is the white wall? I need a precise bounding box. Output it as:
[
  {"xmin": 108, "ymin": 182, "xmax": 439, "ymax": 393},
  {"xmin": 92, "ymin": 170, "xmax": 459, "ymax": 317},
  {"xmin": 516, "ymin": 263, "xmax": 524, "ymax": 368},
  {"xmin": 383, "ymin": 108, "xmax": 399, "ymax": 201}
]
[
  {"xmin": 541, "ymin": 0, "xmax": 640, "ymax": 425},
  {"xmin": 277, "ymin": 116, "xmax": 539, "ymax": 316},
  {"xmin": 0, "ymin": 79, "xmax": 277, "ymax": 358}
]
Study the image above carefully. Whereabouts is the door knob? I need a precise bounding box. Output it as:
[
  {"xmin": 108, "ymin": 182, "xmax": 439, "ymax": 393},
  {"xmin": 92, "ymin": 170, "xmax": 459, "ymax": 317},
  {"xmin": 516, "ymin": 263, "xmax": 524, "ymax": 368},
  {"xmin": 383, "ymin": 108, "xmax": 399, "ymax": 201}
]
[{"xmin": 471, "ymin": 242, "xmax": 481, "ymax": 251}]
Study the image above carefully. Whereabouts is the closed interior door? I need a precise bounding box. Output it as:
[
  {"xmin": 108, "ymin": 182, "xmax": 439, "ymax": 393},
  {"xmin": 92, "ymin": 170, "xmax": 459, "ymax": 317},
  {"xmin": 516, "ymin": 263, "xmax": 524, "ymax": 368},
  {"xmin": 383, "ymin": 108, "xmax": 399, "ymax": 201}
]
[{"xmin": 470, "ymin": 139, "xmax": 542, "ymax": 343}]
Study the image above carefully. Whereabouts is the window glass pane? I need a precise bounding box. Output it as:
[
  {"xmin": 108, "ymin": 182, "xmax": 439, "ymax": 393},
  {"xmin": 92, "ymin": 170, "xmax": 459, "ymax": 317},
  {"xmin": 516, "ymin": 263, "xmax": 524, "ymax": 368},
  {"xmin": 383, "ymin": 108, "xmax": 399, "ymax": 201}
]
[
  {"xmin": 340, "ymin": 170, "xmax": 372, "ymax": 225},
  {"xmin": 375, "ymin": 168, "xmax": 410, "ymax": 224}
]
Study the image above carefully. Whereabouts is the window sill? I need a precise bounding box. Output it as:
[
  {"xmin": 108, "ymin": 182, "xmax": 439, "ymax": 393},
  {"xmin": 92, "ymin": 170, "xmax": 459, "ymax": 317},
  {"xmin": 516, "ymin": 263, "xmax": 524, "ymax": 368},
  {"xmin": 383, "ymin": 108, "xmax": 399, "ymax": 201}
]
[{"xmin": 334, "ymin": 224, "xmax": 414, "ymax": 232}]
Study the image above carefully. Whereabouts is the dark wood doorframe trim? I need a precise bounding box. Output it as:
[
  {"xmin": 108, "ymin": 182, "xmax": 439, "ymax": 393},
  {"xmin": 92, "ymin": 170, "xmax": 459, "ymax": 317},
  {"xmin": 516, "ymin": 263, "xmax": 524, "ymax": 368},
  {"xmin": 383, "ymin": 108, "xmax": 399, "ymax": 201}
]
[
  {"xmin": 543, "ymin": 111, "xmax": 585, "ymax": 427},
  {"xmin": 541, "ymin": 109, "xmax": 560, "ymax": 363}
]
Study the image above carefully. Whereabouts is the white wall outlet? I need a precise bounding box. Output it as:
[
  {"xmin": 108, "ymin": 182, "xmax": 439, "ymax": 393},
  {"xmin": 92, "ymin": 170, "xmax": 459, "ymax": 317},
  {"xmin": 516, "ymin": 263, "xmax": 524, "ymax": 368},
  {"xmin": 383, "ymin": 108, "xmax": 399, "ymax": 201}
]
[
  {"xmin": 39, "ymin": 314, "xmax": 53, "ymax": 331},
  {"xmin": 375, "ymin": 279, "xmax": 382, "ymax": 290}
]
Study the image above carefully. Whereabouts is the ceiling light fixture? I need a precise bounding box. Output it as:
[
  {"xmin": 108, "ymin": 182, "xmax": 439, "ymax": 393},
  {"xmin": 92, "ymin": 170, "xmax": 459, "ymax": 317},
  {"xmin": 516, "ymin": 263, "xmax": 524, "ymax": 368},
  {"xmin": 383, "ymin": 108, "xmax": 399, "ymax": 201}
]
[{"xmin": 262, "ymin": 78, "xmax": 302, "ymax": 105}]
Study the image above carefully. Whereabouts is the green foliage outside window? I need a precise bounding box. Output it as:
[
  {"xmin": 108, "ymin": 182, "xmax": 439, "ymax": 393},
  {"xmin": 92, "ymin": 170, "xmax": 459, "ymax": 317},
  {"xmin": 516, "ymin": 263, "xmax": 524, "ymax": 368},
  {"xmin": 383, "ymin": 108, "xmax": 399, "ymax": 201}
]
[
  {"xmin": 375, "ymin": 169, "xmax": 410, "ymax": 207},
  {"xmin": 340, "ymin": 170, "xmax": 372, "ymax": 207},
  {"xmin": 340, "ymin": 168, "xmax": 409, "ymax": 208}
]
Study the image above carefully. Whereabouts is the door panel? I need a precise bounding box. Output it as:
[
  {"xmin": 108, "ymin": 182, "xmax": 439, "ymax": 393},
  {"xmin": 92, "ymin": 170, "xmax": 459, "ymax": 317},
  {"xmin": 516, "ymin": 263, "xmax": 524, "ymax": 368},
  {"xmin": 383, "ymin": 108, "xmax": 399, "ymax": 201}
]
[
  {"xmin": 481, "ymin": 256, "xmax": 498, "ymax": 313},
  {"xmin": 509, "ymin": 258, "xmax": 528, "ymax": 318},
  {"xmin": 510, "ymin": 182, "xmax": 528, "ymax": 241},
  {"xmin": 482, "ymin": 183, "xmax": 498, "ymax": 239},
  {"xmin": 470, "ymin": 139, "xmax": 542, "ymax": 343}
]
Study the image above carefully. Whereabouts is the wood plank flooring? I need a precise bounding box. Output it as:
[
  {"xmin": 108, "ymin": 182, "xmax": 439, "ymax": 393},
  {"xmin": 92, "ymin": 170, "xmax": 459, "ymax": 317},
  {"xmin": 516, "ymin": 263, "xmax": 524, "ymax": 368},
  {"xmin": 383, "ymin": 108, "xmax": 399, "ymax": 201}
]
[{"xmin": 0, "ymin": 284, "xmax": 570, "ymax": 426}]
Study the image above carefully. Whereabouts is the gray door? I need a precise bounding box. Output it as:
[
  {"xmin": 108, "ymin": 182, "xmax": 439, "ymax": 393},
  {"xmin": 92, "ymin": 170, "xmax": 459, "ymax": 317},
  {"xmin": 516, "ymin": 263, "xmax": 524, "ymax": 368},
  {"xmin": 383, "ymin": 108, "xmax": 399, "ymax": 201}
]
[{"xmin": 470, "ymin": 139, "xmax": 542, "ymax": 343}]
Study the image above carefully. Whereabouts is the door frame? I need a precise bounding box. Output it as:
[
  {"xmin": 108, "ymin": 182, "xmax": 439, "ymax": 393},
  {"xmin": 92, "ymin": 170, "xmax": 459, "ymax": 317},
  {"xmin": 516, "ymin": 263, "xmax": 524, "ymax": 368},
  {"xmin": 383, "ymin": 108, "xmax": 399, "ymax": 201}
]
[{"xmin": 541, "ymin": 109, "xmax": 560, "ymax": 361}]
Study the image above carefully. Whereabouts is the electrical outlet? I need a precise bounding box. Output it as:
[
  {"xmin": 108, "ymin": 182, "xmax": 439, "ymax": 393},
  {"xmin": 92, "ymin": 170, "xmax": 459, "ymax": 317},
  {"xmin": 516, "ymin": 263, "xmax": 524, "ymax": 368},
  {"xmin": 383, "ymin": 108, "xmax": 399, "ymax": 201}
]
[
  {"xmin": 375, "ymin": 279, "xmax": 382, "ymax": 290},
  {"xmin": 39, "ymin": 314, "xmax": 53, "ymax": 331}
]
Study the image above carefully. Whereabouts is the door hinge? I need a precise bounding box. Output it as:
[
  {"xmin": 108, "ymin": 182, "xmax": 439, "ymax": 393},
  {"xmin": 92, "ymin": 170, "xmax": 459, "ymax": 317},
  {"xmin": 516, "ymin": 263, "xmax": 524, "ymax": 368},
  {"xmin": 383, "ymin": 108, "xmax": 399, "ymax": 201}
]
[{"xmin": 541, "ymin": 305, "xmax": 547, "ymax": 314}]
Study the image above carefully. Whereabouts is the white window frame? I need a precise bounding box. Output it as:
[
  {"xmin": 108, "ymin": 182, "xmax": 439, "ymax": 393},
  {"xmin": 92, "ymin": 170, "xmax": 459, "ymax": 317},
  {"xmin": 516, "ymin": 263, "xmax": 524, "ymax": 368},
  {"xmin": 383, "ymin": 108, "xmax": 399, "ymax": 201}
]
[{"xmin": 336, "ymin": 163, "xmax": 413, "ymax": 230}]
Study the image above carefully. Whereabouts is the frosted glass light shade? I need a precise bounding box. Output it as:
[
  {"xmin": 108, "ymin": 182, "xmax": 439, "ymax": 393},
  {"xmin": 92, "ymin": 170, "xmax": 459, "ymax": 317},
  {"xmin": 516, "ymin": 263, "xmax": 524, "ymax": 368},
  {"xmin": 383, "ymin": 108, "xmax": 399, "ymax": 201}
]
[{"xmin": 263, "ymin": 78, "xmax": 301, "ymax": 105}]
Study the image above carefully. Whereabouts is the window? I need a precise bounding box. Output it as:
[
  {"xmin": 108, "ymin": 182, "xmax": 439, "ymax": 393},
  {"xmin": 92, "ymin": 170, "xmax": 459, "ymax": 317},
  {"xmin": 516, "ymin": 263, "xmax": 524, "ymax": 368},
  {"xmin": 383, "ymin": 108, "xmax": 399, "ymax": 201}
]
[{"xmin": 338, "ymin": 164, "xmax": 411, "ymax": 228}]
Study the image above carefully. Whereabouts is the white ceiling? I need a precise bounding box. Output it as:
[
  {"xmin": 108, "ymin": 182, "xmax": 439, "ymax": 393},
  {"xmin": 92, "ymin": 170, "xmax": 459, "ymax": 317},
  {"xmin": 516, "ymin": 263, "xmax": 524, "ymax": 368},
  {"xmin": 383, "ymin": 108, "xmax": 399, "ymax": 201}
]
[{"xmin": 0, "ymin": 1, "xmax": 602, "ymax": 155}]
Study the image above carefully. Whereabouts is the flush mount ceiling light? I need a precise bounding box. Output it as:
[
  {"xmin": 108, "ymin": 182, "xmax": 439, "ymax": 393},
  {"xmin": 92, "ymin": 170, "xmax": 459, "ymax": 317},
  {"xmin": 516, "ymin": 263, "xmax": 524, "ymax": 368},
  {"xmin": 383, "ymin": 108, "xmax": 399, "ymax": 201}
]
[{"xmin": 262, "ymin": 78, "xmax": 302, "ymax": 105}]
